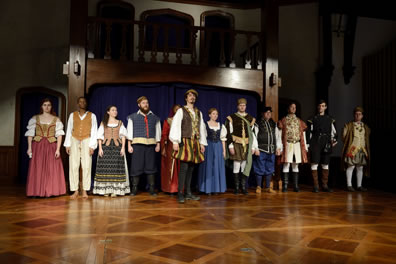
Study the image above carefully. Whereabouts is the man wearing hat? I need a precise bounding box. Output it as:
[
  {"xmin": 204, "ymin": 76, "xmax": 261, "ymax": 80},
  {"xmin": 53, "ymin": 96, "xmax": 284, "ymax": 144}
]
[
  {"xmin": 277, "ymin": 102, "xmax": 308, "ymax": 192},
  {"xmin": 306, "ymin": 100, "xmax": 338, "ymax": 193},
  {"xmin": 127, "ymin": 96, "xmax": 161, "ymax": 196},
  {"xmin": 169, "ymin": 89, "xmax": 207, "ymax": 203},
  {"xmin": 225, "ymin": 98, "xmax": 257, "ymax": 195},
  {"xmin": 341, "ymin": 106, "xmax": 370, "ymax": 192},
  {"xmin": 252, "ymin": 106, "xmax": 281, "ymax": 193}
]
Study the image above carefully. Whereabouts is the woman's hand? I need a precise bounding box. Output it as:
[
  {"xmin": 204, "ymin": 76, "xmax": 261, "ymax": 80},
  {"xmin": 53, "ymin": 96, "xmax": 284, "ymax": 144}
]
[
  {"xmin": 55, "ymin": 150, "xmax": 60, "ymax": 159},
  {"xmin": 120, "ymin": 148, "xmax": 125, "ymax": 157},
  {"xmin": 98, "ymin": 148, "xmax": 104, "ymax": 158}
]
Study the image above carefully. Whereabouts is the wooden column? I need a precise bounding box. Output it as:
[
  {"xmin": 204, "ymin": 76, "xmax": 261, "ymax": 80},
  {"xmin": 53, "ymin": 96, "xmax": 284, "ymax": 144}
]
[
  {"xmin": 68, "ymin": 0, "xmax": 88, "ymax": 114},
  {"xmin": 261, "ymin": 0, "xmax": 279, "ymax": 121}
]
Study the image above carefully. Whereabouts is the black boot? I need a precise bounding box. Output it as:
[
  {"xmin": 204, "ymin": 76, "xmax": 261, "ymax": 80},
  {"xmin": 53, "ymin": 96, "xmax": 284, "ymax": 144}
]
[
  {"xmin": 177, "ymin": 192, "xmax": 185, "ymax": 203},
  {"xmin": 282, "ymin": 173, "xmax": 289, "ymax": 193},
  {"xmin": 147, "ymin": 174, "xmax": 157, "ymax": 196},
  {"xmin": 240, "ymin": 174, "xmax": 248, "ymax": 195},
  {"xmin": 292, "ymin": 172, "xmax": 300, "ymax": 192},
  {"xmin": 185, "ymin": 165, "xmax": 200, "ymax": 201},
  {"xmin": 130, "ymin": 176, "xmax": 139, "ymax": 196},
  {"xmin": 233, "ymin": 173, "xmax": 240, "ymax": 195}
]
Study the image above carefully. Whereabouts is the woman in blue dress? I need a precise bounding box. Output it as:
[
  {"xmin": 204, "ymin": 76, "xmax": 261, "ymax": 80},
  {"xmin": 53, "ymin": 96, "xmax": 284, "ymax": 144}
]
[{"xmin": 198, "ymin": 108, "xmax": 227, "ymax": 194}]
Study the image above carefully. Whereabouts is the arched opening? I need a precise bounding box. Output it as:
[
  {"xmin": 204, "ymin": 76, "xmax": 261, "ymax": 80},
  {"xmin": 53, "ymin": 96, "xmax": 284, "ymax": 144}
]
[
  {"xmin": 97, "ymin": 0, "xmax": 135, "ymax": 60},
  {"xmin": 14, "ymin": 87, "xmax": 66, "ymax": 184},
  {"xmin": 140, "ymin": 9, "xmax": 194, "ymax": 54},
  {"xmin": 200, "ymin": 11, "xmax": 235, "ymax": 67}
]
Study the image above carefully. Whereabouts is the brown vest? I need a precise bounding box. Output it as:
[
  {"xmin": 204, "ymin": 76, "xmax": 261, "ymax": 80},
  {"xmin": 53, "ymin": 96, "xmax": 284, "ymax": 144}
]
[
  {"xmin": 72, "ymin": 111, "xmax": 92, "ymax": 141},
  {"xmin": 103, "ymin": 121, "xmax": 122, "ymax": 146},
  {"xmin": 33, "ymin": 115, "xmax": 57, "ymax": 143},
  {"xmin": 181, "ymin": 107, "xmax": 200, "ymax": 139}
]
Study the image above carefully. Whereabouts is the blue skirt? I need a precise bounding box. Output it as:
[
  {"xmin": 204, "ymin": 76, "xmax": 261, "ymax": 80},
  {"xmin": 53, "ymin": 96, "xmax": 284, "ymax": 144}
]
[{"xmin": 198, "ymin": 140, "xmax": 227, "ymax": 193}]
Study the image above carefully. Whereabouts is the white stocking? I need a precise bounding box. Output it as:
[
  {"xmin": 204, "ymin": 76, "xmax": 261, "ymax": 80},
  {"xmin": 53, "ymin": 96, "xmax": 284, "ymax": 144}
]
[
  {"xmin": 356, "ymin": 166, "xmax": 364, "ymax": 187},
  {"xmin": 346, "ymin": 166, "xmax": 355, "ymax": 187}
]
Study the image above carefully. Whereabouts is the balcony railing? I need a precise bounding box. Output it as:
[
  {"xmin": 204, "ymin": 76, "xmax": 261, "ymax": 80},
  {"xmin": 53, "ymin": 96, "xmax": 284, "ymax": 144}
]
[{"xmin": 87, "ymin": 17, "xmax": 262, "ymax": 70}]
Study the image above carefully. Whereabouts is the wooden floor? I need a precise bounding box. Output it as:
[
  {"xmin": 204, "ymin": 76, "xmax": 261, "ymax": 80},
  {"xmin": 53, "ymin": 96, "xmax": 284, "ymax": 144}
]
[{"xmin": 1, "ymin": 186, "xmax": 396, "ymax": 264}]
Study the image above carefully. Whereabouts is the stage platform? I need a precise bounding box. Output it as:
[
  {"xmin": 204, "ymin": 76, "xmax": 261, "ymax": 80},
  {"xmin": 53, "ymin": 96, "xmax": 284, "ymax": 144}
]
[{"xmin": 0, "ymin": 186, "xmax": 396, "ymax": 264}]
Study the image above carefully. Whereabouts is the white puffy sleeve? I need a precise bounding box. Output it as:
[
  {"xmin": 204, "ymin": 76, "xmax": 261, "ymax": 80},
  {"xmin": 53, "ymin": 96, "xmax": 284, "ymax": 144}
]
[
  {"xmin": 220, "ymin": 124, "xmax": 227, "ymax": 141},
  {"xmin": 155, "ymin": 119, "xmax": 161, "ymax": 142},
  {"xmin": 63, "ymin": 112, "xmax": 74, "ymax": 147},
  {"xmin": 55, "ymin": 119, "xmax": 65, "ymax": 137},
  {"xmin": 120, "ymin": 123, "xmax": 127, "ymax": 138},
  {"xmin": 169, "ymin": 108, "xmax": 183, "ymax": 144},
  {"xmin": 199, "ymin": 111, "xmax": 207, "ymax": 146},
  {"xmin": 97, "ymin": 124, "xmax": 104, "ymax": 140},
  {"xmin": 89, "ymin": 113, "xmax": 98, "ymax": 149},
  {"xmin": 25, "ymin": 117, "xmax": 36, "ymax": 137},
  {"xmin": 276, "ymin": 127, "xmax": 282, "ymax": 151}
]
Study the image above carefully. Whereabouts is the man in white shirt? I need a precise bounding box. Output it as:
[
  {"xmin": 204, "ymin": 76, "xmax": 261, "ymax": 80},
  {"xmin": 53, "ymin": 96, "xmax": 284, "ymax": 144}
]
[{"xmin": 64, "ymin": 97, "xmax": 97, "ymax": 199}]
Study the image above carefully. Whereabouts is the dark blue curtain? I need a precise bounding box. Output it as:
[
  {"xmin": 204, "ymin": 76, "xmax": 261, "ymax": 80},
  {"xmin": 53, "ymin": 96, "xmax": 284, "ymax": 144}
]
[
  {"xmin": 19, "ymin": 93, "xmax": 60, "ymax": 184},
  {"xmin": 87, "ymin": 82, "xmax": 261, "ymax": 191}
]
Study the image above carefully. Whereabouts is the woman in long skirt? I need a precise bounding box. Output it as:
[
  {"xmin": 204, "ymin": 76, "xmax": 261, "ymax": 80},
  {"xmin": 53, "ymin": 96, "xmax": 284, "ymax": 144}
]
[
  {"xmin": 25, "ymin": 98, "xmax": 66, "ymax": 197},
  {"xmin": 93, "ymin": 105, "xmax": 130, "ymax": 197},
  {"xmin": 198, "ymin": 108, "xmax": 227, "ymax": 194},
  {"xmin": 160, "ymin": 104, "xmax": 181, "ymax": 193}
]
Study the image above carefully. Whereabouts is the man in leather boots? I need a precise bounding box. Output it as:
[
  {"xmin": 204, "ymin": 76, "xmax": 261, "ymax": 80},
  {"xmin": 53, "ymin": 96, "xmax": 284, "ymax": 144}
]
[
  {"xmin": 225, "ymin": 98, "xmax": 257, "ymax": 195},
  {"xmin": 306, "ymin": 100, "xmax": 337, "ymax": 193},
  {"xmin": 127, "ymin": 96, "xmax": 161, "ymax": 196}
]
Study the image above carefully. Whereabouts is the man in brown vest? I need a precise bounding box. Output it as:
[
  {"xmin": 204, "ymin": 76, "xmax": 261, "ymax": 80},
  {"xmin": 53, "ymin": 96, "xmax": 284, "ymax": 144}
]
[
  {"xmin": 64, "ymin": 97, "xmax": 98, "ymax": 198},
  {"xmin": 169, "ymin": 89, "xmax": 207, "ymax": 203},
  {"xmin": 225, "ymin": 98, "xmax": 257, "ymax": 195}
]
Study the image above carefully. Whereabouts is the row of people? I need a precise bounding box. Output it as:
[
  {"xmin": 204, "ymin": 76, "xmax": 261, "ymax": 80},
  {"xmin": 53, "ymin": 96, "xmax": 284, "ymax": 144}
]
[{"xmin": 25, "ymin": 91, "xmax": 370, "ymax": 200}]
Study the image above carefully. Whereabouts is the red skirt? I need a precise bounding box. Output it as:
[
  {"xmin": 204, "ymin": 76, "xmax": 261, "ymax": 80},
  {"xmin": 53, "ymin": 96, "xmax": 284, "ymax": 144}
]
[{"xmin": 26, "ymin": 140, "xmax": 66, "ymax": 197}]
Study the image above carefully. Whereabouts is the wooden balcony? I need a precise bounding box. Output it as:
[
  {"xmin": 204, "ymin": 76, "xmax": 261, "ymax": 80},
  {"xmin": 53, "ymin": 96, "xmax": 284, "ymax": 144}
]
[{"xmin": 85, "ymin": 17, "xmax": 264, "ymax": 99}]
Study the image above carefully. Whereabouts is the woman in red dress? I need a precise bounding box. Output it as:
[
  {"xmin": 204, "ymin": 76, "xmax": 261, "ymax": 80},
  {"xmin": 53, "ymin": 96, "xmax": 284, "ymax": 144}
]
[
  {"xmin": 160, "ymin": 104, "xmax": 181, "ymax": 193},
  {"xmin": 25, "ymin": 98, "xmax": 66, "ymax": 197}
]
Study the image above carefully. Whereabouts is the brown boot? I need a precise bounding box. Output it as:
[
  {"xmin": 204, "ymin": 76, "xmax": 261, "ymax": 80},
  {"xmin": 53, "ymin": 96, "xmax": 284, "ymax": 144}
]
[
  {"xmin": 312, "ymin": 170, "xmax": 319, "ymax": 193},
  {"xmin": 256, "ymin": 186, "xmax": 262, "ymax": 194},
  {"xmin": 264, "ymin": 187, "xmax": 276, "ymax": 193},
  {"xmin": 322, "ymin": 169, "xmax": 333, "ymax": 192}
]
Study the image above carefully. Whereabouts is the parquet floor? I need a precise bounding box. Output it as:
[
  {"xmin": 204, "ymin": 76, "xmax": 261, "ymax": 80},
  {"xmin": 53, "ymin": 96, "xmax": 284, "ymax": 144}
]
[{"xmin": 1, "ymin": 186, "xmax": 396, "ymax": 264}]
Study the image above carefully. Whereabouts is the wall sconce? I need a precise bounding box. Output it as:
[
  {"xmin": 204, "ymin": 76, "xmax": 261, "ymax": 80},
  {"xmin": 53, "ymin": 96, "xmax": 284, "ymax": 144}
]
[
  {"xmin": 269, "ymin": 73, "xmax": 277, "ymax": 87},
  {"xmin": 62, "ymin": 61, "xmax": 69, "ymax": 75},
  {"xmin": 74, "ymin": 60, "xmax": 81, "ymax": 76}
]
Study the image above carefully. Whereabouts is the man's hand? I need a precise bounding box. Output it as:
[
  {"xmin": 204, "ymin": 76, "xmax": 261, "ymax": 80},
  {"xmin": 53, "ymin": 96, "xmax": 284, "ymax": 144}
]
[
  {"xmin": 200, "ymin": 145, "xmax": 205, "ymax": 154},
  {"xmin": 254, "ymin": 149, "xmax": 260, "ymax": 156},
  {"xmin": 229, "ymin": 148, "xmax": 235, "ymax": 156},
  {"xmin": 65, "ymin": 147, "xmax": 70, "ymax": 155},
  {"xmin": 276, "ymin": 149, "xmax": 281, "ymax": 156},
  {"xmin": 128, "ymin": 145, "xmax": 133, "ymax": 153},
  {"xmin": 155, "ymin": 143, "xmax": 160, "ymax": 152}
]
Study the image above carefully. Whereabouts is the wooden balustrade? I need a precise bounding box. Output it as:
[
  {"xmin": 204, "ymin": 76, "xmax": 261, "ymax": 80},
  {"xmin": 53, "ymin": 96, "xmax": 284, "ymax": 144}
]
[{"xmin": 86, "ymin": 17, "xmax": 261, "ymax": 69}]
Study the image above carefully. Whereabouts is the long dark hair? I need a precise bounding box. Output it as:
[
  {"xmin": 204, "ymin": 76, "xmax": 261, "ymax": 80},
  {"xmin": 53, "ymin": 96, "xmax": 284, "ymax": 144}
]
[
  {"xmin": 39, "ymin": 98, "xmax": 57, "ymax": 116},
  {"xmin": 102, "ymin": 105, "xmax": 117, "ymax": 127}
]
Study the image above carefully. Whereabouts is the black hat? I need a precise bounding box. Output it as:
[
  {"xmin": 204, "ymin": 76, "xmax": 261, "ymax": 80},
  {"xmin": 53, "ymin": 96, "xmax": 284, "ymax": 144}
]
[{"xmin": 262, "ymin": 106, "xmax": 273, "ymax": 113}]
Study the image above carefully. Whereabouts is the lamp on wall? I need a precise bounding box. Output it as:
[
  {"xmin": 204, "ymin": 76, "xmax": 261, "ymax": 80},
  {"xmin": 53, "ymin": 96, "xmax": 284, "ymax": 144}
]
[
  {"xmin": 269, "ymin": 73, "xmax": 277, "ymax": 87},
  {"xmin": 74, "ymin": 60, "xmax": 80, "ymax": 76}
]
